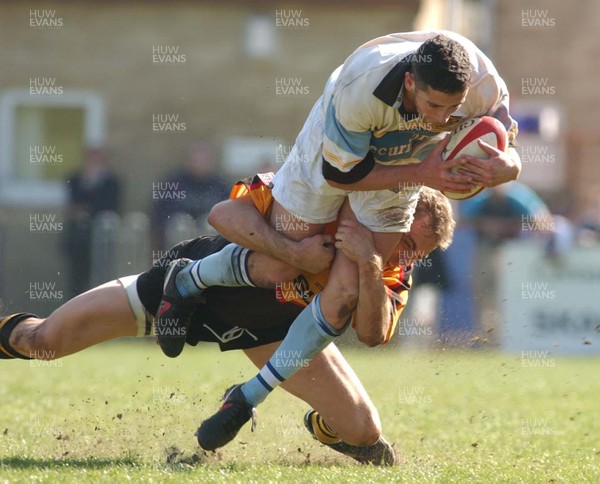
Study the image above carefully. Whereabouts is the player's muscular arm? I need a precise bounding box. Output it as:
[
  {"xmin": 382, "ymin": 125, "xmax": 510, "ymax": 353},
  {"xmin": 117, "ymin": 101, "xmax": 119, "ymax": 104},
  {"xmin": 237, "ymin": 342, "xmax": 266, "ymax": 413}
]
[
  {"xmin": 208, "ymin": 196, "xmax": 333, "ymax": 274},
  {"xmin": 334, "ymin": 220, "xmax": 391, "ymax": 346},
  {"xmin": 355, "ymin": 254, "xmax": 391, "ymax": 346},
  {"xmin": 324, "ymin": 136, "xmax": 476, "ymax": 194}
]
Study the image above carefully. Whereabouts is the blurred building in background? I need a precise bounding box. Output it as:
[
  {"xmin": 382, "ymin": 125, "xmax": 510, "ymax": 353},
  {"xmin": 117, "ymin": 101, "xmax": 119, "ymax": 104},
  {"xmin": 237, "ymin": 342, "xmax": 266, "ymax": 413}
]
[
  {"xmin": 0, "ymin": 1, "xmax": 598, "ymax": 352},
  {"xmin": 0, "ymin": 0, "xmax": 419, "ymax": 314}
]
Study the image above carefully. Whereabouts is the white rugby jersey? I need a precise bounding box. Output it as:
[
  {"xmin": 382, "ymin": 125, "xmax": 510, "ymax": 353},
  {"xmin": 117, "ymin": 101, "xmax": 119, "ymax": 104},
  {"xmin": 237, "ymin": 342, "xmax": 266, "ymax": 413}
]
[{"xmin": 320, "ymin": 30, "xmax": 518, "ymax": 182}]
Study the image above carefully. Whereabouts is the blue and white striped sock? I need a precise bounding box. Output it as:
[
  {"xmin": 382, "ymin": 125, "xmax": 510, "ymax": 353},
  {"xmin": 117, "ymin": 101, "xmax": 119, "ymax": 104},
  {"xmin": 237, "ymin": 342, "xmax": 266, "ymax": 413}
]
[
  {"xmin": 175, "ymin": 243, "xmax": 254, "ymax": 297},
  {"xmin": 240, "ymin": 293, "xmax": 349, "ymax": 406}
]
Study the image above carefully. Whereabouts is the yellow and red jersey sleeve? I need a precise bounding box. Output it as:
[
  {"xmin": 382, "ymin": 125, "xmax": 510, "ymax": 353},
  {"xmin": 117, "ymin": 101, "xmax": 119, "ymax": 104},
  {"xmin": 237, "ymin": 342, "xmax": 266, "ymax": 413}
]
[
  {"xmin": 229, "ymin": 173, "xmax": 276, "ymax": 219},
  {"xmin": 381, "ymin": 265, "xmax": 412, "ymax": 344}
]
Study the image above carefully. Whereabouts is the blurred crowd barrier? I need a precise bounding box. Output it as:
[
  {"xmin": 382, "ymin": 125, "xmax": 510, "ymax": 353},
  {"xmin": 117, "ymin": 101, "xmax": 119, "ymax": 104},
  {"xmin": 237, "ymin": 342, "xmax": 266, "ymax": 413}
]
[
  {"xmin": 498, "ymin": 241, "xmax": 600, "ymax": 356},
  {"xmin": 88, "ymin": 211, "xmax": 214, "ymax": 286}
]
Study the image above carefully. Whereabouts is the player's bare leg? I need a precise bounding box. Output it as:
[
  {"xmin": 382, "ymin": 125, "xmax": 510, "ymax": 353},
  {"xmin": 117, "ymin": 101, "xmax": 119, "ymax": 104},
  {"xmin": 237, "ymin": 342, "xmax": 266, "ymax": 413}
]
[
  {"xmin": 242, "ymin": 341, "xmax": 395, "ymax": 465},
  {"xmin": 1, "ymin": 281, "xmax": 137, "ymax": 360},
  {"xmin": 244, "ymin": 342, "xmax": 380, "ymax": 445}
]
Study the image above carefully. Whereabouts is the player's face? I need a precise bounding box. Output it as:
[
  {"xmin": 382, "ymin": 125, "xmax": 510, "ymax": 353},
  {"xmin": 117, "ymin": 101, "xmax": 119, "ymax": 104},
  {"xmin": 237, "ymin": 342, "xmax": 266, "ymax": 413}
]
[
  {"xmin": 392, "ymin": 216, "xmax": 439, "ymax": 267},
  {"xmin": 414, "ymin": 87, "xmax": 467, "ymax": 126}
]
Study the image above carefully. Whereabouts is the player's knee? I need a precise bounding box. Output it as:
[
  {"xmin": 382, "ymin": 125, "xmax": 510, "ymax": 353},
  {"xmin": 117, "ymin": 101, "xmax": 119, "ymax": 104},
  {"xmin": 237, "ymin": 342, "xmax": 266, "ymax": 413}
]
[
  {"xmin": 336, "ymin": 278, "xmax": 359, "ymax": 307},
  {"xmin": 356, "ymin": 331, "xmax": 386, "ymax": 348},
  {"xmin": 359, "ymin": 423, "xmax": 382, "ymax": 446},
  {"xmin": 207, "ymin": 201, "xmax": 226, "ymax": 231},
  {"xmin": 268, "ymin": 260, "xmax": 299, "ymax": 282},
  {"xmin": 344, "ymin": 403, "xmax": 382, "ymax": 445},
  {"xmin": 324, "ymin": 286, "xmax": 358, "ymax": 328},
  {"xmin": 359, "ymin": 405, "xmax": 382, "ymax": 445}
]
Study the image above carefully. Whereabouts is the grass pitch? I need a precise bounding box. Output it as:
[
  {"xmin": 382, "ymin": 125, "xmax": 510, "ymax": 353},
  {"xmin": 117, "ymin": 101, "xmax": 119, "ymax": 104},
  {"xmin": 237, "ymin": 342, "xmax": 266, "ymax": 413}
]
[{"xmin": 1, "ymin": 341, "xmax": 598, "ymax": 482}]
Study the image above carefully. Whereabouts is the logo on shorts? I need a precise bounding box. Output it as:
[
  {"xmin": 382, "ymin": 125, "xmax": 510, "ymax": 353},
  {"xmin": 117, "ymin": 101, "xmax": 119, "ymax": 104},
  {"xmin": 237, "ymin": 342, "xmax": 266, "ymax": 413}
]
[{"xmin": 202, "ymin": 324, "xmax": 258, "ymax": 343}]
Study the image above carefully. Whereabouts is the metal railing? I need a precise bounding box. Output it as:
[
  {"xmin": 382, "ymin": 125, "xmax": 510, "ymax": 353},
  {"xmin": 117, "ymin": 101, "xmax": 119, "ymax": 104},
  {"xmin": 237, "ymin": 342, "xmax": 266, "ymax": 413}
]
[{"xmin": 89, "ymin": 211, "xmax": 213, "ymax": 285}]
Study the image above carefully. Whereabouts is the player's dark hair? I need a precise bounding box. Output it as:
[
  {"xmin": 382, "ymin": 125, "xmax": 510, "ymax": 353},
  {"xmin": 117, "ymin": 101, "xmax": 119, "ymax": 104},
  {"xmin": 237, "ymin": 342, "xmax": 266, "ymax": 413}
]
[{"xmin": 410, "ymin": 35, "xmax": 471, "ymax": 94}]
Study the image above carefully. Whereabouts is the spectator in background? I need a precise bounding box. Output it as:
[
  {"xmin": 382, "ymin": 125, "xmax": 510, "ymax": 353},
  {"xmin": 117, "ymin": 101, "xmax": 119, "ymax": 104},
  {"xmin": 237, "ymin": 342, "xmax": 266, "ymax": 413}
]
[
  {"xmin": 151, "ymin": 142, "xmax": 229, "ymax": 249},
  {"xmin": 577, "ymin": 184, "xmax": 600, "ymax": 245},
  {"xmin": 406, "ymin": 247, "xmax": 452, "ymax": 347},
  {"xmin": 459, "ymin": 181, "xmax": 552, "ymax": 345},
  {"xmin": 461, "ymin": 181, "xmax": 552, "ymax": 245},
  {"xmin": 63, "ymin": 147, "xmax": 121, "ymax": 297}
]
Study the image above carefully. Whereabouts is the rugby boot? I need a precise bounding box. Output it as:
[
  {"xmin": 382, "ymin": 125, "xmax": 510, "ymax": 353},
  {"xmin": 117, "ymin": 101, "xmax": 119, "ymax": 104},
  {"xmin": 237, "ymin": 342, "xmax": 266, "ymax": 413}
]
[
  {"xmin": 196, "ymin": 384, "xmax": 257, "ymax": 450},
  {"xmin": 155, "ymin": 258, "xmax": 195, "ymax": 358}
]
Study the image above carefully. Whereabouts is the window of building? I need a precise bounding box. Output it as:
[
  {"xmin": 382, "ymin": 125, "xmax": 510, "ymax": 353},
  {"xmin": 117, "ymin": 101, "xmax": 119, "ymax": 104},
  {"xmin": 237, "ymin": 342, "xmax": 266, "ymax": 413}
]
[{"xmin": 0, "ymin": 90, "xmax": 105, "ymax": 206}]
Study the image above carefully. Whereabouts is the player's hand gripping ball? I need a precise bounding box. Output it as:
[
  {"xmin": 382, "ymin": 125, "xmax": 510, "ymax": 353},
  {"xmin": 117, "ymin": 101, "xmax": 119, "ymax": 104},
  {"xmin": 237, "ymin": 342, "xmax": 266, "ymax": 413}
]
[{"xmin": 442, "ymin": 116, "xmax": 508, "ymax": 200}]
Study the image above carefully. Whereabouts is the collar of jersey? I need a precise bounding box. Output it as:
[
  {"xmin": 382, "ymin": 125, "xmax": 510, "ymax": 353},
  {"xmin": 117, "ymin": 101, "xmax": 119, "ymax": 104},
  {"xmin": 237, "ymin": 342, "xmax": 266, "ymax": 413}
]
[{"xmin": 372, "ymin": 55, "xmax": 412, "ymax": 109}]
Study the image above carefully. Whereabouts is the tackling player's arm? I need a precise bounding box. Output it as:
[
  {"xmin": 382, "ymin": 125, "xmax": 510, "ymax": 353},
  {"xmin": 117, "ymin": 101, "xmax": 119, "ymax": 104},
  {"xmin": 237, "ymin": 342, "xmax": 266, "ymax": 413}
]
[
  {"xmin": 334, "ymin": 219, "xmax": 393, "ymax": 346},
  {"xmin": 208, "ymin": 183, "xmax": 333, "ymax": 274},
  {"xmin": 355, "ymin": 254, "xmax": 391, "ymax": 347},
  {"xmin": 209, "ymin": 195, "xmax": 297, "ymax": 262}
]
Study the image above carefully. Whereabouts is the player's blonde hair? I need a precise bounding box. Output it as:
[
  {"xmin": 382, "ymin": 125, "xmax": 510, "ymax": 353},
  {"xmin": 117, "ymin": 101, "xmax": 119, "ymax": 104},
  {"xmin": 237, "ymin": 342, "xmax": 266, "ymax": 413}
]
[{"xmin": 414, "ymin": 187, "xmax": 455, "ymax": 250}]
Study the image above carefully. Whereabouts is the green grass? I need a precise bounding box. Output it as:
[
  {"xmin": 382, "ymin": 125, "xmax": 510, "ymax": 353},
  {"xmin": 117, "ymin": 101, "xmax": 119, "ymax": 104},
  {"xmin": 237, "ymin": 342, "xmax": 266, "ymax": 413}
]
[{"xmin": 1, "ymin": 341, "xmax": 598, "ymax": 482}]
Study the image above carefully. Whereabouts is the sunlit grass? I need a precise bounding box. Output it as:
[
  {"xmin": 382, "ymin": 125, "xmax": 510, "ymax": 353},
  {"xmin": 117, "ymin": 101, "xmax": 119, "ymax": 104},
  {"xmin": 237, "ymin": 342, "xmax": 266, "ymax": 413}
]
[{"xmin": 1, "ymin": 342, "xmax": 598, "ymax": 482}]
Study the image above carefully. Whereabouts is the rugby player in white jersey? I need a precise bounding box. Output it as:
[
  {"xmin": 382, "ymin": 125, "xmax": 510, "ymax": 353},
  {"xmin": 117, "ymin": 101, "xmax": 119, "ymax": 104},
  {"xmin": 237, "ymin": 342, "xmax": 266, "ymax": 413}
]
[{"xmin": 154, "ymin": 31, "xmax": 521, "ymax": 450}]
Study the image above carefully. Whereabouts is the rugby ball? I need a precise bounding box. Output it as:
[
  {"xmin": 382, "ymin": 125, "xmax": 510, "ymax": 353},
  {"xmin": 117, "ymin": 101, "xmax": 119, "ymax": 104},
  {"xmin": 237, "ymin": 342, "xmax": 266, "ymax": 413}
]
[{"xmin": 442, "ymin": 116, "xmax": 508, "ymax": 200}]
